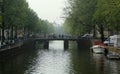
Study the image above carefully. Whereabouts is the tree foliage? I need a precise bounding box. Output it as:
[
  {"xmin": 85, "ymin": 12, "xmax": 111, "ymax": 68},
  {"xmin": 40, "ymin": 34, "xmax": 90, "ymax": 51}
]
[
  {"xmin": 64, "ymin": 0, "xmax": 120, "ymax": 40},
  {"xmin": 0, "ymin": 0, "xmax": 54, "ymax": 43},
  {"xmin": 63, "ymin": 0, "xmax": 97, "ymax": 35},
  {"xmin": 93, "ymin": 0, "xmax": 120, "ymax": 35}
]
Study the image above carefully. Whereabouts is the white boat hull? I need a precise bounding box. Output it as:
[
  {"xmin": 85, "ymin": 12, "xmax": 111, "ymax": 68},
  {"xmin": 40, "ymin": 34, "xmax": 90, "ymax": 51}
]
[
  {"xmin": 91, "ymin": 45, "xmax": 105, "ymax": 54},
  {"xmin": 93, "ymin": 47, "xmax": 105, "ymax": 54}
]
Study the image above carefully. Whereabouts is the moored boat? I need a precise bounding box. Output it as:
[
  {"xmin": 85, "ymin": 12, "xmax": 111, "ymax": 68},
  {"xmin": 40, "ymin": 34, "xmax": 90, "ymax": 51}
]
[
  {"xmin": 106, "ymin": 52, "xmax": 120, "ymax": 60},
  {"xmin": 91, "ymin": 45, "xmax": 105, "ymax": 54},
  {"xmin": 91, "ymin": 41, "xmax": 106, "ymax": 54}
]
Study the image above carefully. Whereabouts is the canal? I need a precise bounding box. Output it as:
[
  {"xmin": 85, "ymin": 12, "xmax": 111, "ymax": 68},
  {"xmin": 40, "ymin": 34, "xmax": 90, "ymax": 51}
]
[{"xmin": 0, "ymin": 40, "xmax": 120, "ymax": 74}]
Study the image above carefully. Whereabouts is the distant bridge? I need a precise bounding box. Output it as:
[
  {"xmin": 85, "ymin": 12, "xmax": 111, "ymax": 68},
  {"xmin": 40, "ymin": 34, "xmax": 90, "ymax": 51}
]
[
  {"xmin": 34, "ymin": 37, "xmax": 90, "ymax": 49},
  {"xmin": 35, "ymin": 38, "xmax": 80, "ymax": 41}
]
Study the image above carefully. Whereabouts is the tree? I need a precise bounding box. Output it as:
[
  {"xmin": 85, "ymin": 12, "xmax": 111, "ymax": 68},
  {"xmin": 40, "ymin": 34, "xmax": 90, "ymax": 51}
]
[
  {"xmin": 93, "ymin": 0, "xmax": 120, "ymax": 41},
  {"xmin": 63, "ymin": 0, "xmax": 97, "ymax": 35},
  {"xmin": 1, "ymin": 0, "xmax": 54, "ymax": 44}
]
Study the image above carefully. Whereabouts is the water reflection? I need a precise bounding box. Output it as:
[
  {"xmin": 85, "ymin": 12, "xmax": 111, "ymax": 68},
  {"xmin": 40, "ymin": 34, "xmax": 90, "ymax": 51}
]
[
  {"xmin": 104, "ymin": 59, "xmax": 120, "ymax": 74},
  {"xmin": 0, "ymin": 41, "xmax": 120, "ymax": 74},
  {"xmin": 92, "ymin": 53, "xmax": 120, "ymax": 74},
  {"xmin": 25, "ymin": 41, "xmax": 71, "ymax": 74},
  {"xmin": 92, "ymin": 53, "xmax": 105, "ymax": 74},
  {"xmin": 49, "ymin": 41, "xmax": 64, "ymax": 50}
]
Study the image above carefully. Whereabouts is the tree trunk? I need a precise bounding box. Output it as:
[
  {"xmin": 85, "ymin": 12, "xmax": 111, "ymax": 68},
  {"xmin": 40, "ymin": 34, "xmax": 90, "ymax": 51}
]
[
  {"xmin": 116, "ymin": 24, "xmax": 118, "ymax": 35},
  {"xmin": 1, "ymin": 26, "xmax": 5, "ymax": 45},
  {"xmin": 15, "ymin": 27, "xmax": 17, "ymax": 39},
  {"xmin": 23, "ymin": 27, "xmax": 27, "ymax": 40},
  {"xmin": 107, "ymin": 25, "xmax": 110, "ymax": 37},
  {"xmin": 93, "ymin": 25, "xmax": 96, "ymax": 38},
  {"xmin": 1, "ymin": 0, "xmax": 5, "ymax": 45},
  {"xmin": 10, "ymin": 26, "xmax": 14, "ymax": 41},
  {"xmin": 100, "ymin": 24, "xmax": 104, "ymax": 42}
]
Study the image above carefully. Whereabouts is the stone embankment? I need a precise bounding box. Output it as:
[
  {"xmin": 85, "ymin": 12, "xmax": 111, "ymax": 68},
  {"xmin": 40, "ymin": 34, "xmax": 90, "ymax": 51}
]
[{"xmin": 0, "ymin": 39, "xmax": 35, "ymax": 59}]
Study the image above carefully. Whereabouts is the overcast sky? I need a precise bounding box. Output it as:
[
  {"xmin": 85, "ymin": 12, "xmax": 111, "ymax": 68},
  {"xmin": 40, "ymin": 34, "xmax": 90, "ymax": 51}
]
[{"xmin": 26, "ymin": 0, "xmax": 66, "ymax": 25}]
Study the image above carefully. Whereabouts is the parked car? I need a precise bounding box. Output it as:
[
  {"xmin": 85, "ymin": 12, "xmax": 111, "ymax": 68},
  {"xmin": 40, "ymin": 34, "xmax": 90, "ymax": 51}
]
[
  {"xmin": 104, "ymin": 35, "xmax": 120, "ymax": 47},
  {"xmin": 81, "ymin": 34, "xmax": 93, "ymax": 38}
]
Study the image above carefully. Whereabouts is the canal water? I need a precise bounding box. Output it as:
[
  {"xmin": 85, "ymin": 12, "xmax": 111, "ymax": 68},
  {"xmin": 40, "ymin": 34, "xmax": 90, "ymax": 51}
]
[{"xmin": 0, "ymin": 41, "xmax": 120, "ymax": 74}]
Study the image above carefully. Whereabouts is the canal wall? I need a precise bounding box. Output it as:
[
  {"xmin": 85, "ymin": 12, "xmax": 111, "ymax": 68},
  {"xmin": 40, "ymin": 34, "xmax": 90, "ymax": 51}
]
[
  {"xmin": 77, "ymin": 38, "xmax": 92, "ymax": 49},
  {"xmin": 0, "ymin": 39, "xmax": 35, "ymax": 59}
]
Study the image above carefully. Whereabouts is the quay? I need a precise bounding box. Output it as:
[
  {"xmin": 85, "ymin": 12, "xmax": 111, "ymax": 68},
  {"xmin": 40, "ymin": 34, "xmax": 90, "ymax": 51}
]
[{"xmin": 0, "ymin": 39, "xmax": 35, "ymax": 59}]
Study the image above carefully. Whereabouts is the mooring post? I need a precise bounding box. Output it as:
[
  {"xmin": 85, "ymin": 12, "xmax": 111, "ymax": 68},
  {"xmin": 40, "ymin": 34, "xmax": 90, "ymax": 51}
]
[
  {"xmin": 43, "ymin": 40, "xmax": 49, "ymax": 49},
  {"xmin": 64, "ymin": 40, "xmax": 69, "ymax": 50}
]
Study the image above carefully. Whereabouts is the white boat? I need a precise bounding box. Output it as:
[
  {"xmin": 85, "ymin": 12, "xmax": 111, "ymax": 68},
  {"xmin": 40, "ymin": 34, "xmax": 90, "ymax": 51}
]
[
  {"xmin": 106, "ymin": 52, "xmax": 120, "ymax": 60},
  {"xmin": 91, "ymin": 45, "xmax": 105, "ymax": 54}
]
